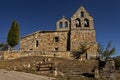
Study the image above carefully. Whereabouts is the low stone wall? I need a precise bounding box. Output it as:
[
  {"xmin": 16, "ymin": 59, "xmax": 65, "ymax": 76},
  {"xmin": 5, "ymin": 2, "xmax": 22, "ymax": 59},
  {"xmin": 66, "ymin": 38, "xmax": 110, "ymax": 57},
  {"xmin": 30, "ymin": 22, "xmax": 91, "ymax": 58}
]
[
  {"xmin": 99, "ymin": 59, "xmax": 116, "ymax": 80},
  {"xmin": 0, "ymin": 50, "xmax": 72, "ymax": 60},
  {"xmin": 0, "ymin": 51, "xmax": 4, "ymax": 60}
]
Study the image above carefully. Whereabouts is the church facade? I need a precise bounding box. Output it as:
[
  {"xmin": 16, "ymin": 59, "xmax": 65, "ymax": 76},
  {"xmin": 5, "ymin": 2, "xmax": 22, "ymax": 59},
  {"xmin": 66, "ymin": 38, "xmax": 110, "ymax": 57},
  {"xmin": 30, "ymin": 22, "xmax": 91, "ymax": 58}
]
[{"xmin": 20, "ymin": 6, "xmax": 98, "ymax": 59}]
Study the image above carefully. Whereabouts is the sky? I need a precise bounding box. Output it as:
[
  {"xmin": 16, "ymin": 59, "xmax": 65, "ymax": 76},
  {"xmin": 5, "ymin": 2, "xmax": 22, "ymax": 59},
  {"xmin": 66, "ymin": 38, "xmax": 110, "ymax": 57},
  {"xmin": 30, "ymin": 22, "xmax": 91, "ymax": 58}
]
[{"xmin": 0, "ymin": 0, "xmax": 120, "ymax": 56}]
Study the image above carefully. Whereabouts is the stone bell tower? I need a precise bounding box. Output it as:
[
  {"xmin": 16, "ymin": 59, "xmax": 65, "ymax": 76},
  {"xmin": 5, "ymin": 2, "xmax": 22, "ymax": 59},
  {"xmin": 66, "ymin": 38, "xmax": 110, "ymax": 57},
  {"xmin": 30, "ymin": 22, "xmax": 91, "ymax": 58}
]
[
  {"xmin": 71, "ymin": 6, "xmax": 94, "ymax": 30},
  {"xmin": 70, "ymin": 6, "xmax": 98, "ymax": 59},
  {"xmin": 56, "ymin": 16, "xmax": 70, "ymax": 31}
]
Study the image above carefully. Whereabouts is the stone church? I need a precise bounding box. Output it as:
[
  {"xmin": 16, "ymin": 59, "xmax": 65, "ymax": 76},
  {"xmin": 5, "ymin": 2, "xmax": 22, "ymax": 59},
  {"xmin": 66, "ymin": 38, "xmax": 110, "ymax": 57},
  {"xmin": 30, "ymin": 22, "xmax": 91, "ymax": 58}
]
[{"xmin": 20, "ymin": 6, "xmax": 98, "ymax": 59}]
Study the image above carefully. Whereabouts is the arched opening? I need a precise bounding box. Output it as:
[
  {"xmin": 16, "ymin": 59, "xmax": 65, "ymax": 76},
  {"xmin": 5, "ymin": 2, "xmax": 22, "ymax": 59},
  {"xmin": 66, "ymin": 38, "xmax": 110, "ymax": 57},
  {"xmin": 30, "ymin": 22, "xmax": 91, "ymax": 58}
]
[
  {"xmin": 80, "ymin": 11, "xmax": 84, "ymax": 17},
  {"xmin": 75, "ymin": 18, "xmax": 81, "ymax": 27},
  {"xmin": 64, "ymin": 22, "xmax": 68, "ymax": 28},
  {"xmin": 84, "ymin": 18, "xmax": 89, "ymax": 27},
  {"xmin": 59, "ymin": 22, "xmax": 63, "ymax": 28}
]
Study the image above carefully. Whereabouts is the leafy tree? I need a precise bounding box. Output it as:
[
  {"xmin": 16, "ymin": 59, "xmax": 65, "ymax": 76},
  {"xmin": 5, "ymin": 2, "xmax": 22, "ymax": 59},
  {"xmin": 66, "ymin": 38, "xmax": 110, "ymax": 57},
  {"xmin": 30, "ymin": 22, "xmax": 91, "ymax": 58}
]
[
  {"xmin": 7, "ymin": 20, "xmax": 20, "ymax": 50},
  {"xmin": 0, "ymin": 43, "xmax": 4, "ymax": 47},
  {"xmin": 72, "ymin": 44, "xmax": 90, "ymax": 60},
  {"xmin": 0, "ymin": 43, "xmax": 8, "ymax": 51},
  {"xmin": 97, "ymin": 43, "xmax": 104, "ymax": 59},
  {"xmin": 97, "ymin": 42, "xmax": 116, "ymax": 60}
]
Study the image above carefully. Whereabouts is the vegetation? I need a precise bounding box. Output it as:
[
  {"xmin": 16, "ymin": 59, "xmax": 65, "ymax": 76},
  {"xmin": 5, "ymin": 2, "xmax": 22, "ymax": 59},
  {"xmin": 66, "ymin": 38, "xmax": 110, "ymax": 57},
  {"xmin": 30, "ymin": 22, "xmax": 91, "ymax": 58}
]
[
  {"xmin": 113, "ymin": 56, "xmax": 120, "ymax": 70},
  {"xmin": 58, "ymin": 76, "xmax": 85, "ymax": 80},
  {"xmin": 97, "ymin": 42, "xmax": 116, "ymax": 60},
  {"xmin": 72, "ymin": 44, "xmax": 90, "ymax": 60},
  {"xmin": 7, "ymin": 20, "xmax": 20, "ymax": 50},
  {"xmin": 0, "ymin": 56, "xmax": 98, "ymax": 80},
  {"xmin": 0, "ymin": 43, "xmax": 8, "ymax": 51}
]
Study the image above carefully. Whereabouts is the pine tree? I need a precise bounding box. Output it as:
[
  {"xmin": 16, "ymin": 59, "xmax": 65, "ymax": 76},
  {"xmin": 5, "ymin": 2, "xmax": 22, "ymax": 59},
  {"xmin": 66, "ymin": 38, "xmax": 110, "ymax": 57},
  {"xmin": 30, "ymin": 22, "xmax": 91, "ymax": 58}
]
[{"xmin": 7, "ymin": 20, "xmax": 20, "ymax": 50}]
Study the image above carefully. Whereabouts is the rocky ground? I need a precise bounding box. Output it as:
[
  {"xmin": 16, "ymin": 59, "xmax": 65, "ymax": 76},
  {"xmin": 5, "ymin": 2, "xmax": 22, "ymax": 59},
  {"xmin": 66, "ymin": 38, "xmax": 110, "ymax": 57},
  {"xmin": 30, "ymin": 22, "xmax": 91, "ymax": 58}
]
[{"xmin": 0, "ymin": 56, "xmax": 119, "ymax": 80}]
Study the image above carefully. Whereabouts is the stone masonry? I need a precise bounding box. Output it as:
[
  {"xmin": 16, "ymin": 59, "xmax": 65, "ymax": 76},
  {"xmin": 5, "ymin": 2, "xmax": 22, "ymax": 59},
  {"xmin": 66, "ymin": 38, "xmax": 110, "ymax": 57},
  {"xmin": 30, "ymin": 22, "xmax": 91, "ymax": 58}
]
[
  {"xmin": 20, "ymin": 6, "xmax": 98, "ymax": 59},
  {"xmin": 20, "ymin": 31, "xmax": 68, "ymax": 51}
]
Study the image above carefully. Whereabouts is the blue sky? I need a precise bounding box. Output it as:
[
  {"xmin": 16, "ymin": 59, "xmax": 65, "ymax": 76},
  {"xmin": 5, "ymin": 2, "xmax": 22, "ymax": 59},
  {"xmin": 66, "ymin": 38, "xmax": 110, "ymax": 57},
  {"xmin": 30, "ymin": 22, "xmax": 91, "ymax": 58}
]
[{"xmin": 0, "ymin": 0, "xmax": 120, "ymax": 56}]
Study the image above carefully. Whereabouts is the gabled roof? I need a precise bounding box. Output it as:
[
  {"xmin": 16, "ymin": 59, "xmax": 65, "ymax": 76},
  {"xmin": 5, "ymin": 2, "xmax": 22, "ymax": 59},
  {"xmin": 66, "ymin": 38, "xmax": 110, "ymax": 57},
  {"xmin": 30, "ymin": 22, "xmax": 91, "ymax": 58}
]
[
  {"xmin": 21, "ymin": 30, "xmax": 68, "ymax": 39},
  {"xmin": 71, "ymin": 6, "xmax": 92, "ymax": 18},
  {"xmin": 57, "ymin": 16, "xmax": 69, "ymax": 22}
]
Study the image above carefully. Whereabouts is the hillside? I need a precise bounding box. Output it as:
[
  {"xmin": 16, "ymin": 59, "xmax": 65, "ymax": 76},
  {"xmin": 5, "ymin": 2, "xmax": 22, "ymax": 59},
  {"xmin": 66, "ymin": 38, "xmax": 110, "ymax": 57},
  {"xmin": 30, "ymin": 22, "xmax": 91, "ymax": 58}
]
[{"xmin": 0, "ymin": 56, "xmax": 107, "ymax": 80}]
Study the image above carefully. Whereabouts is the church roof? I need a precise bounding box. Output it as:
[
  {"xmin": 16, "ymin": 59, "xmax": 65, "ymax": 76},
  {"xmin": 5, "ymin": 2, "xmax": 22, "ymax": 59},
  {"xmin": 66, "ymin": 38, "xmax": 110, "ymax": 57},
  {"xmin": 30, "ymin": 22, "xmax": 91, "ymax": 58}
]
[{"xmin": 21, "ymin": 30, "xmax": 68, "ymax": 39}]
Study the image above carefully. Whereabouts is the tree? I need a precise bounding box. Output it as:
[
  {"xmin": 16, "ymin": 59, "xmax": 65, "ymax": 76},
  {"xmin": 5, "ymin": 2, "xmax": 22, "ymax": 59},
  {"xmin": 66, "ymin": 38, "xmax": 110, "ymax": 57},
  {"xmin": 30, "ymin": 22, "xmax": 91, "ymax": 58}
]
[
  {"xmin": 0, "ymin": 43, "xmax": 8, "ymax": 51},
  {"xmin": 72, "ymin": 44, "xmax": 90, "ymax": 60},
  {"xmin": 97, "ymin": 42, "xmax": 116, "ymax": 60},
  {"xmin": 7, "ymin": 20, "xmax": 20, "ymax": 50}
]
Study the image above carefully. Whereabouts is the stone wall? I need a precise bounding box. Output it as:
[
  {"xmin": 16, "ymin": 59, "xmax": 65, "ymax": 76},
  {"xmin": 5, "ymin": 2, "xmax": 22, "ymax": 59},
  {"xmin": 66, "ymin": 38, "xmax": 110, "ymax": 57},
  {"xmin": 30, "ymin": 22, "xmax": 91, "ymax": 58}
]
[
  {"xmin": 70, "ymin": 6, "xmax": 94, "ymax": 30},
  {"xmin": 71, "ymin": 29, "xmax": 97, "ymax": 59},
  {"xmin": 0, "ymin": 51, "xmax": 4, "ymax": 60},
  {"xmin": 99, "ymin": 59, "xmax": 116, "ymax": 80},
  {"xmin": 20, "ymin": 31, "xmax": 68, "ymax": 52},
  {"xmin": 71, "ymin": 30, "xmax": 96, "ymax": 48},
  {"xmin": 2, "ymin": 51, "xmax": 71, "ymax": 60},
  {"xmin": 56, "ymin": 16, "xmax": 70, "ymax": 31},
  {"xmin": 70, "ymin": 6, "xmax": 97, "ymax": 59}
]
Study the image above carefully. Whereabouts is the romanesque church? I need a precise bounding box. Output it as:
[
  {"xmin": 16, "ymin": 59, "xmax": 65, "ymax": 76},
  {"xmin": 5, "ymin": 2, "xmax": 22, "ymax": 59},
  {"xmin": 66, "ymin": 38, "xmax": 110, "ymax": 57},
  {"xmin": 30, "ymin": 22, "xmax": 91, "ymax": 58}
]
[{"xmin": 20, "ymin": 6, "xmax": 98, "ymax": 59}]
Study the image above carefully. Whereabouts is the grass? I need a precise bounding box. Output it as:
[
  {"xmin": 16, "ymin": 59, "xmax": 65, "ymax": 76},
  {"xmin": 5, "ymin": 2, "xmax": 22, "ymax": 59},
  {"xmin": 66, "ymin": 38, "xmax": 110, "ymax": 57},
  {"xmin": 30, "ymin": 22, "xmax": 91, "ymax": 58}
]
[{"xmin": 0, "ymin": 56, "xmax": 110, "ymax": 80}]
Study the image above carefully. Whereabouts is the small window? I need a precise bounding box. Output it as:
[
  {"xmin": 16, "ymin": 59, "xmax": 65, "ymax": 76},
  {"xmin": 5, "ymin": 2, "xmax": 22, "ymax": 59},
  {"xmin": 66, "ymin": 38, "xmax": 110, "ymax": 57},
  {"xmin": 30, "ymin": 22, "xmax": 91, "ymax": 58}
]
[
  {"xmin": 36, "ymin": 40, "xmax": 39, "ymax": 47},
  {"xmin": 75, "ymin": 18, "xmax": 81, "ymax": 27},
  {"xmin": 59, "ymin": 22, "xmax": 63, "ymax": 28},
  {"xmin": 80, "ymin": 11, "xmax": 84, "ymax": 17},
  {"xmin": 64, "ymin": 22, "xmax": 68, "ymax": 28},
  {"xmin": 84, "ymin": 18, "xmax": 89, "ymax": 27},
  {"xmin": 55, "ymin": 48, "xmax": 58, "ymax": 51},
  {"xmin": 30, "ymin": 49, "xmax": 33, "ymax": 50},
  {"xmin": 54, "ymin": 37, "xmax": 59, "ymax": 42}
]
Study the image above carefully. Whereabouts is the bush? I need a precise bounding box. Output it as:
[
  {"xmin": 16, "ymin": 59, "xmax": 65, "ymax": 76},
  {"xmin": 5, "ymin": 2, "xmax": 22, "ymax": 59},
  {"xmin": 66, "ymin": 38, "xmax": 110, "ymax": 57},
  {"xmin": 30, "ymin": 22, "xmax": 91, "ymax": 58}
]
[
  {"xmin": 114, "ymin": 59, "xmax": 120, "ymax": 70},
  {"xmin": 72, "ymin": 51, "xmax": 81, "ymax": 59},
  {"xmin": 98, "ymin": 60, "xmax": 106, "ymax": 69}
]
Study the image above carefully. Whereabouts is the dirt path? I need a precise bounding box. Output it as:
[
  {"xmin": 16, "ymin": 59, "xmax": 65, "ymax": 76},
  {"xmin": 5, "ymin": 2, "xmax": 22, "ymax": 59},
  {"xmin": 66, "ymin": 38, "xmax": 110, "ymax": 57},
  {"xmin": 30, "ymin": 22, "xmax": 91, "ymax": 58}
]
[{"xmin": 0, "ymin": 69, "xmax": 55, "ymax": 80}]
